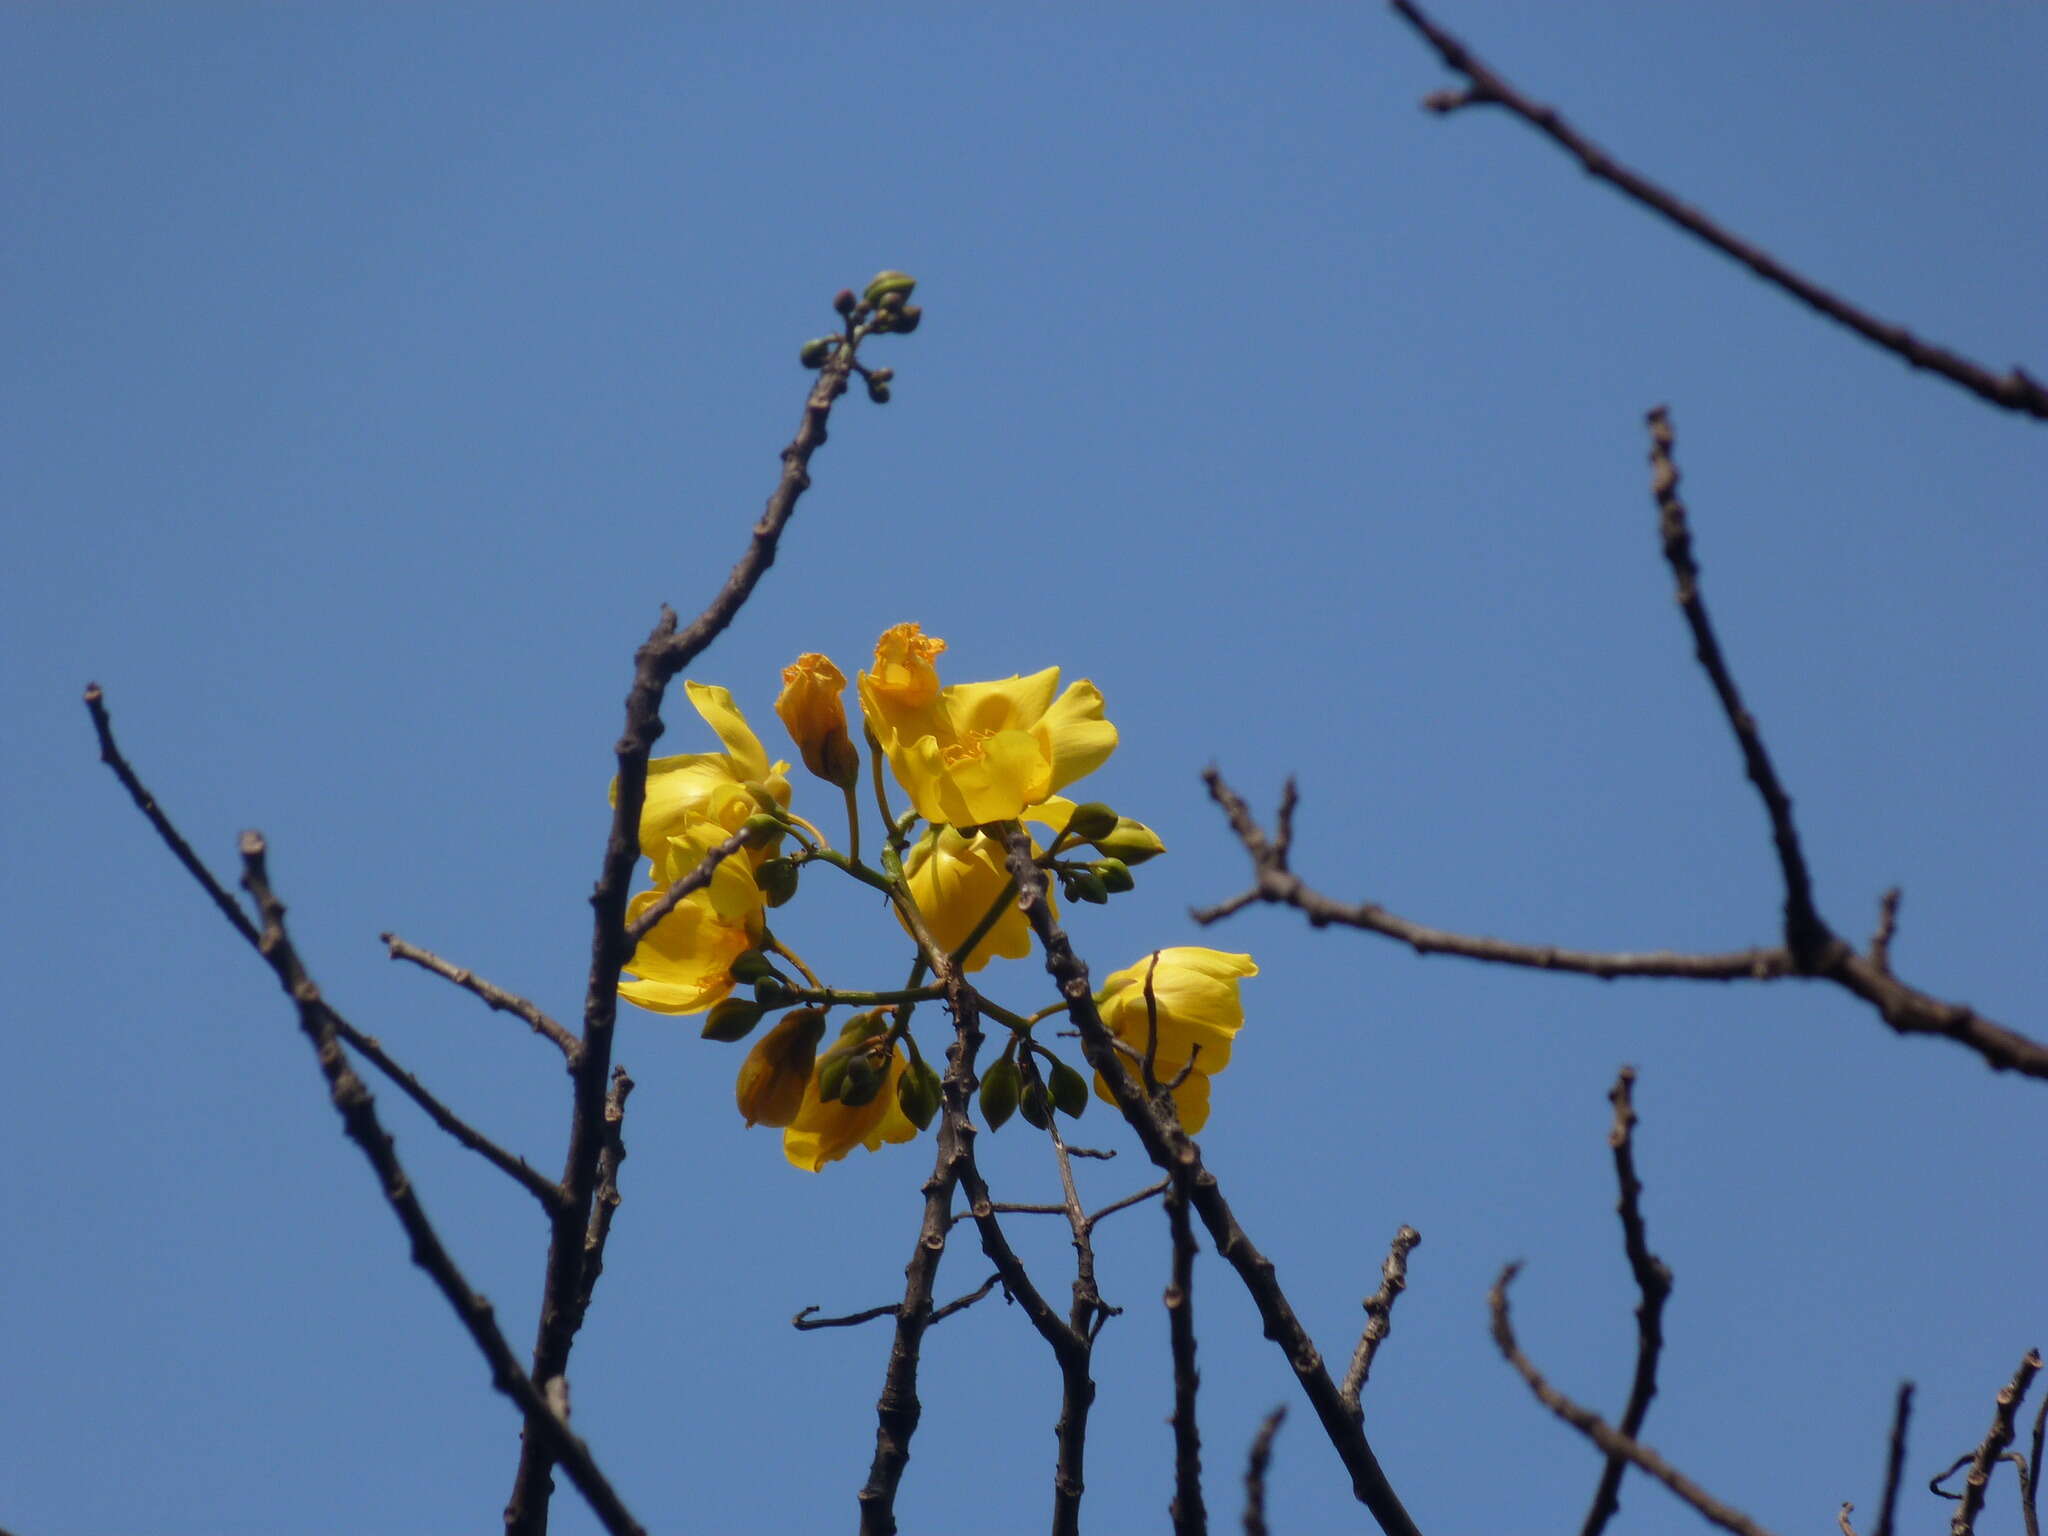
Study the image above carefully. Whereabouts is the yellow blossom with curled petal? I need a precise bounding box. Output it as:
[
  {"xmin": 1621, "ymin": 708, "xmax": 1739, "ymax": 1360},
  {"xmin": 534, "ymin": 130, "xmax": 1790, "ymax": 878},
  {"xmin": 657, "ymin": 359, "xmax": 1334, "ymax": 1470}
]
[
  {"xmin": 783, "ymin": 1041, "xmax": 921, "ymax": 1171},
  {"xmin": 618, "ymin": 825, "xmax": 768, "ymax": 1016},
  {"xmin": 735, "ymin": 1009, "xmax": 828, "ymax": 1127},
  {"xmin": 620, "ymin": 682, "xmax": 791, "ymax": 862},
  {"xmin": 857, "ymin": 623, "xmax": 1118, "ymax": 828},
  {"xmin": 902, "ymin": 826, "xmax": 1051, "ymax": 971},
  {"xmin": 1090, "ymin": 948, "xmax": 1257, "ymax": 1132},
  {"xmin": 775, "ymin": 653, "xmax": 860, "ymax": 789}
]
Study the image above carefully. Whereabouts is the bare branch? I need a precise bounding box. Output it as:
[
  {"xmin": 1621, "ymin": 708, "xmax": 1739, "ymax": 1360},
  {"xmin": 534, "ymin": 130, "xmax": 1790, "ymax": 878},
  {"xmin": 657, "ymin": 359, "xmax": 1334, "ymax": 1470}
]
[
  {"xmin": 1868, "ymin": 890, "xmax": 1902, "ymax": 977},
  {"xmin": 1945, "ymin": 1349, "xmax": 2043, "ymax": 1536},
  {"xmin": 1839, "ymin": 1502, "xmax": 1859, "ymax": 1536},
  {"xmin": 381, "ymin": 932, "xmax": 578, "ymax": 1060},
  {"xmin": 793, "ymin": 1272, "xmax": 1003, "ymax": 1332},
  {"xmin": 237, "ymin": 833, "xmax": 644, "ymax": 1536},
  {"xmin": 1490, "ymin": 1263, "xmax": 1778, "ymax": 1536},
  {"xmin": 1005, "ymin": 828, "xmax": 1423, "ymax": 1536},
  {"xmin": 1341, "ymin": 1225, "xmax": 1422, "ymax": 1417},
  {"xmin": 573, "ymin": 1067, "xmax": 635, "ymax": 1320},
  {"xmin": 2024, "ymin": 1385, "xmax": 2046, "ymax": 1536},
  {"xmin": 512, "ymin": 301, "xmax": 882, "ymax": 1536},
  {"xmin": 1874, "ymin": 1383, "xmax": 1914, "ymax": 1536},
  {"xmin": 1387, "ymin": 0, "xmax": 2048, "ymax": 420},
  {"xmin": 1166, "ymin": 1172, "xmax": 1207, "ymax": 1536},
  {"xmin": 1580, "ymin": 1068, "xmax": 1674, "ymax": 1536},
  {"xmin": 1243, "ymin": 1407, "xmax": 1287, "ymax": 1536}
]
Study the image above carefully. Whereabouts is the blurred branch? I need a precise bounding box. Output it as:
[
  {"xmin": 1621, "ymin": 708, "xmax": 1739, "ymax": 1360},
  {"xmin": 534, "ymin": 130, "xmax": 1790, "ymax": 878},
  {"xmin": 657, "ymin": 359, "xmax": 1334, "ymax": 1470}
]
[
  {"xmin": 1341, "ymin": 1226, "xmax": 1423, "ymax": 1417},
  {"xmin": 1387, "ymin": 0, "xmax": 2048, "ymax": 421},
  {"xmin": 1873, "ymin": 1383, "xmax": 1914, "ymax": 1536},
  {"xmin": 1490, "ymin": 1263, "xmax": 1777, "ymax": 1536},
  {"xmin": 1936, "ymin": 1349, "xmax": 2042, "ymax": 1536},
  {"xmin": 1243, "ymin": 1407, "xmax": 1287, "ymax": 1536},
  {"xmin": 238, "ymin": 832, "xmax": 644, "ymax": 1536},
  {"xmin": 1005, "ymin": 829, "xmax": 1424, "ymax": 1536},
  {"xmin": 1198, "ymin": 413, "xmax": 2048, "ymax": 1083},
  {"xmin": 1580, "ymin": 1068, "xmax": 1674, "ymax": 1536},
  {"xmin": 512, "ymin": 296, "xmax": 881, "ymax": 1536},
  {"xmin": 382, "ymin": 932, "xmax": 578, "ymax": 1059}
]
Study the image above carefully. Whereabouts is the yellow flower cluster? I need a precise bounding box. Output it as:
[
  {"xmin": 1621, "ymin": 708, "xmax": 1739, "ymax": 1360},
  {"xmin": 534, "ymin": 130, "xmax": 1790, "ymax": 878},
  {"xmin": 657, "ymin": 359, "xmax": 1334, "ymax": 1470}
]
[{"xmin": 615, "ymin": 623, "xmax": 1252, "ymax": 1169}]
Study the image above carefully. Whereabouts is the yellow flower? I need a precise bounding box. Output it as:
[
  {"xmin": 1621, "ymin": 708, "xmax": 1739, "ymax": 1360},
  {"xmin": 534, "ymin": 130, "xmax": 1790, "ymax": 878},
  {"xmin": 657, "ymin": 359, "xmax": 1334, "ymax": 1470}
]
[
  {"xmin": 618, "ymin": 825, "xmax": 767, "ymax": 1016},
  {"xmin": 735, "ymin": 1009, "xmax": 827, "ymax": 1127},
  {"xmin": 775, "ymin": 653, "xmax": 860, "ymax": 789},
  {"xmin": 783, "ymin": 1041, "xmax": 922, "ymax": 1171},
  {"xmin": 1090, "ymin": 948, "xmax": 1258, "ymax": 1132},
  {"xmin": 857, "ymin": 623, "xmax": 1118, "ymax": 828},
  {"xmin": 902, "ymin": 826, "xmax": 1049, "ymax": 971},
  {"xmin": 625, "ymin": 682, "xmax": 791, "ymax": 861}
]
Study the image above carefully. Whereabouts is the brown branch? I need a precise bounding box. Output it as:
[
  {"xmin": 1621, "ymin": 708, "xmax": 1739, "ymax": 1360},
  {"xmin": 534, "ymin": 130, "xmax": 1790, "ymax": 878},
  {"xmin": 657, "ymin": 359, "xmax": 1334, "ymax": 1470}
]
[
  {"xmin": 1243, "ymin": 1407, "xmax": 1287, "ymax": 1536},
  {"xmin": 1341, "ymin": 1225, "xmax": 1422, "ymax": 1416},
  {"xmin": 1868, "ymin": 890, "xmax": 1902, "ymax": 977},
  {"xmin": 1839, "ymin": 1503, "xmax": 1859, "ymax": 1536},
  {"xmin": 1945, "ymin": 1349, "xmax": 2043, "ymax": 1536},
  {"xmin": 237, "ymin": 833, "xmax": 644, "ymax": 1536},
  {"xmin": 1195, "ymin": 419, "xmax": 2048, "ymax": 1085},
  {"xmin": 1873, "ymin": 1383, "xmax": 1914, "ymax": 1536},
  {"xmin": 511, "ymin": 298, "xmax": 883, "ymax": 1536},
  {"xmin": 1388, "ymin": 0, "xmax": 2048, "ymax": 421},
  {"xmin": 381, "ymin": 933, "xmax": 578, "ymax": 1060},
  {"xmin": 622, "ymin": 822, "xmax": 758, "ymax": 945},
  {"xmin": 1004, "ymin": 828, "xmax": 1424, "ymax": 1536},
  {"xmin": 2024, "ymin": 1385, "xmax": 2046, "ymax": 1536},
  {"xmin": 573, "ymin": 1067, "xmax": 635, "ymax": 1320},
  {"xmin": 1166, "ymin": 1169, "xmax": 1207, "ymax": 1536},
  {"xmin": 1580, "ymin": 1068, "xmax": 1674, "ymax": 1536},
  {"xmin": 792, "ymin": 1272, "xmax": 1003, "ymax": 1332},
  {"xmin": 1490, "ymin": 1263, "xmax": 1777, "ymax": 1536}
]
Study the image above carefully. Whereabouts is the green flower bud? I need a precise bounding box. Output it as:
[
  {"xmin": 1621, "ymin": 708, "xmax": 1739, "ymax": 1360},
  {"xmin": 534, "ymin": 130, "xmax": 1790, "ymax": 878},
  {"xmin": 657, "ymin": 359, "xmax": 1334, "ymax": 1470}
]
[
  {"xmin": 832, "ymin": 288, "xmax": 857, "ymax": 317},
  {"xmin": 1091, "ymin": 859, "xmax": 1134, "ymax": 894},
  {"xmin": 752, "ymin": 975, "xmax": 791, "ymax": 1008},
  {"xmin": 896, "ymin": 1059, "xmax": 942, "ymax": 1131},
  {"xmin": 979, "ymin": 1056, "xmax": 1020, "ymax": 1130},
  {"xmin": 756, "ymin": 857, "xmax": 799, "ymax": 908},
  {"xmin": 838, "ymin": 1051, "xmax": 884, "ymax": 1108},
  {"xmin": 729, "ymin": 949, "xmax": 777, "ymax": 984},
  {"xmin": 1064, "ymin": 802, "xmax": 1120, "ymax": 842},
  {"xmin": 1048, "ymin": 1059, "xmax": 1089, "ymax": 1119},
  {"xmin": 1018, "ymin": 1080, "xmax": 1051, "ymax": 1131},
  {"xmin": 816, "ymin": 1050, "xmax": 850, "ymax": 1103},
  {"xmin": 1064, "ymin": 867, "xmax": 1109, "ymax": 905},
  {"xmin": 799, "ymin": 336, "xmax": 838, "ymax": 369},
  {"xmin": 837, "ymin": 1010, "xmax": 890, "ymax": 1044},
  {"xmin": 1091, "ymin": 817, "xmax": 1167, "ymax": 866},
  {"xmin": 700, "ymin": 997, "xmax": 764, "ymax": 1043},
  {"xmin": 863, "ymin": 270, "xmax": 917, "ymax": 307},
  {"xmin": 741, "ymin": 811, "xmax": 785, "ymax": 841}
]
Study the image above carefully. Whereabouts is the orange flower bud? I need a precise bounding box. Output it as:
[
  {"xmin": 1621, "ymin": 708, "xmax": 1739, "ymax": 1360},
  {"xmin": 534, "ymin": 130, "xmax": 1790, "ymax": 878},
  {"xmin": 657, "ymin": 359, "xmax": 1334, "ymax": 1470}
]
[
  {"xmin": 775, "ymin": 653, "xmax": 861, "ymax": 789},
  {"xmin": 735, "ymin": 1008, "xmax": 828, "ymax": 1128}
]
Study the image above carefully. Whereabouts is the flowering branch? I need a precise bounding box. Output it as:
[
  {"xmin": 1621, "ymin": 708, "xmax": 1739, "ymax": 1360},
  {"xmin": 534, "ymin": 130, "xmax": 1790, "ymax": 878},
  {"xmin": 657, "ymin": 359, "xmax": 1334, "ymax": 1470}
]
[
  {"xmin": 1003, "ymin": 828, "xmax": 1424, "ymax": 1536},
  {"xmin": 1199, "ymin": 410, "xmax": 2048, "ymax": 1082},
  {"xmin": 1388, "ymin": 0, "xmax": 2048, "ymax": 421}
]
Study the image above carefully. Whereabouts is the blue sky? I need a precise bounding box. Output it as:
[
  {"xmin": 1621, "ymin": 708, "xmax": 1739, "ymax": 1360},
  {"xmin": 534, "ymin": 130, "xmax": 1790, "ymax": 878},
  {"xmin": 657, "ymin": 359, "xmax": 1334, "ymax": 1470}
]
[{"xmin": 6, "ymin": 6, "xmax": 2045, "ymax": 1534}]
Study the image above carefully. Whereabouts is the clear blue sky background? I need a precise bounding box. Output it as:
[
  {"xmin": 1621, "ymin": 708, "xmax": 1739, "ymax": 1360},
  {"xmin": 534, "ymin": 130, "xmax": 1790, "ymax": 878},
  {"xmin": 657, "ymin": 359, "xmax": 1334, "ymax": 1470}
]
[{"xmin": 6, "ymin": 7, "xmax": 2045, "ymax": 1534}]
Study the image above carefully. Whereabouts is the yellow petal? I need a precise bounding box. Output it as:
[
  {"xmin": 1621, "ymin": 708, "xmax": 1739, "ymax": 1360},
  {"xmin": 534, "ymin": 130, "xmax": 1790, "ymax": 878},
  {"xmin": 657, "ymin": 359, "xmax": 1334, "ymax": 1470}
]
[{"xmin": 684, "ymin": 681, "xmax": 770, "ymax": 780}]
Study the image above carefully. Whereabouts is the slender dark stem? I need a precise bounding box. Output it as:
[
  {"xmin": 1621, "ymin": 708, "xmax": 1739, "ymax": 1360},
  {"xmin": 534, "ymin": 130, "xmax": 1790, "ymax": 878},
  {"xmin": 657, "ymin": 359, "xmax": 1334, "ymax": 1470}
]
[
  {"xmin": 1580, "ymin": 1068, "xmax": 1674, "ymax": 1536},
  {"xmin": 792, "ymin": 1272, "xmax": 1003, "ymax": 1331},
  {"xmin": 1004, "ymin": 829, "xmax": 1424, "ymax": 1536},
  {"xmin": 573, "ymin": 1067, "xmax": 635, "ymax": 1319},
  {"xmin": 510, "ymin": 318, "xmax": 869, "ymax": 1536},
  {"xmin": 622, "ymin": 823, "xmax": 759, "ymax": 945},
  {"xmin": 381, "ymin": 933, "xmax": 579, "ymax": 1059},
  {"xmin": 1387, "ymin": 0, "xmax": 2048, "ymax": 420},
  {"xmin": 1341, "ymin": 1226, "xmax": 1422, "ymax": 1416},
  {"xmin": 1243, "ymin": 1408, "xmax": 1287, "ymax": 1536},
  {"xmin": 2023, "ymin": 1385, "xmax": 2046, "ymax": 1536},
  {"xmin": 1873, "ymin": 1383, "xmax": 1914, "ymax": 1536},
  {"xmin": 239, "ymin": 834, "xmax": 645, "ymax": 1536},
  {"xmin": 1166, "ymin": 1171, "xmax": 1207, "ymax": 1536},
  {"xmin": 1490, "ymin": 1263, "xmax": 1777, "ymax": 1536}
]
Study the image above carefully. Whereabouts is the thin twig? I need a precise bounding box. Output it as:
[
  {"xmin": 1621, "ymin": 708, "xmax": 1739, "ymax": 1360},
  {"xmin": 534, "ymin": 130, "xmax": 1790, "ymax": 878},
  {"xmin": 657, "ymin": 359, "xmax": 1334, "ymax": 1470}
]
[
  {"xmin": 1874, "ymin": 1383, "xmax": 1914, "ymax": 1536},
  {"xmin": 793, "ymin": 1273, "xmax": 1004, "ymax": 1331},
  {"xmin": 1243, "ymin": 1407, "xmax": 1287, "ymax": 1536},
  {"xmin": 1840, "ymin": 1503, "xmax": 1859, "ymax": 1536},
  {"xmin": 1869, "ymin": 889, "xmax": 1902, "ymax": 977},
  {"xmin": 622, "ymin": 822, "xmax": 758, "ymax": 945},
  {"xmin": 573, "ymin": 1067, "xmax": 635, "ymax": 1319},
  {"xmin": 1341, "ymin": 1226, "xmax": 1423, "ymax": 1417},
  {"xmin": 1005, "ymin": 829, "xmax": 1423, "ymax": 1536},
  {"xmin": 1946, "ymin": 1349, "xmax": 2042, "ymax": 1536},
  {"xmin": 1490, "ymin": 1263, "xmax": 1778, "ymax": 1536},
  {"xmin": 381, "ymin": 933, "xmax": 578, "ymax": 1060},
  {"xmin": 1166, "ymin": 1169, "xmax": 1207, "ymax": 1536},
  {"xmin": 510, "ymin": 302, "xmax": 877, "ymax": 1536},
  {"xmin": 1580, "ymin": 1067, "xmax": 1674, "ymax": 1536},
  {"xmin": 238, "ymin": 833, "xmax": 645, "ymax": 1536},
  {"xmin": 2023, "ymin": 1386, "xmax": 2046, "ymax": 1536},
  {"xmin": 1388, "ymin": 0, "xmax": 2048, "ymax": 420}
]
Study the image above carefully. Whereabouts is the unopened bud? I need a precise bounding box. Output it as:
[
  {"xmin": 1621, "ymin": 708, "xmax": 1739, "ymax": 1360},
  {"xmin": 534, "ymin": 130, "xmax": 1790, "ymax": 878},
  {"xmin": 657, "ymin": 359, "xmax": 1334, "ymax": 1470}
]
[
  {"xmin": 838, "ymin": 1051, "xmax": 884, "ymax": 1108},
  {"xmin": 1018, "ymin": 1080, "xmax": 1051, "ymax": 1131},
  {"xmin": 1091, "ymin": 858, "xmax": 1134, "ymax": 894},
  {"xmin": 700, "ymin": 997, "xmax": 764, "ymax": 1043},
  {"xmin": 979, "ymin": 1056, "xmax": 1020, "ymax": 1130},
  {"xmin": 892, "ymin": 305, "xmax": 922, "ymax": 334},
  {"xmin": 863, "ymin": 270, "xmax": 917, "ymax": 306},
  {"xmin": 896, "ymin": 1059, "xmax": 942, "ymax": 1131},
  {"xmin": 741, "ymin": 811, "xmax": 784, "ymax": 841},
  {"xmin": 1048, "ymin": 1059, "xmax": 1089, "ymax": 1119},
  {"xmin": 756, "ymin": 857, "xmax": 799, "ymax": 907},
  {"xmin": 1064, "ymin": 803, "xmax": 1119, "ymax": 842},
  {"xmin": 866, "ymin": 378, "xmax": 892, "ymax": 405},
  {"xmin": 832, "ymin": 288, "xmax": 857, "ymax": 317},
  {"xmin": 730, "ymin": 949, "xmax": 779, "ymax": 984},
  {"xmin": 1091, "ymin": 817, "xmax": 1166, "ymax": 866},
  {"xmin": 799, "ymin": 336, "xmax": 837, "ymax": 369},
  {"xmin": 1064, "ymin": 868, "xmax": 1109, "ymax": 905}
]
